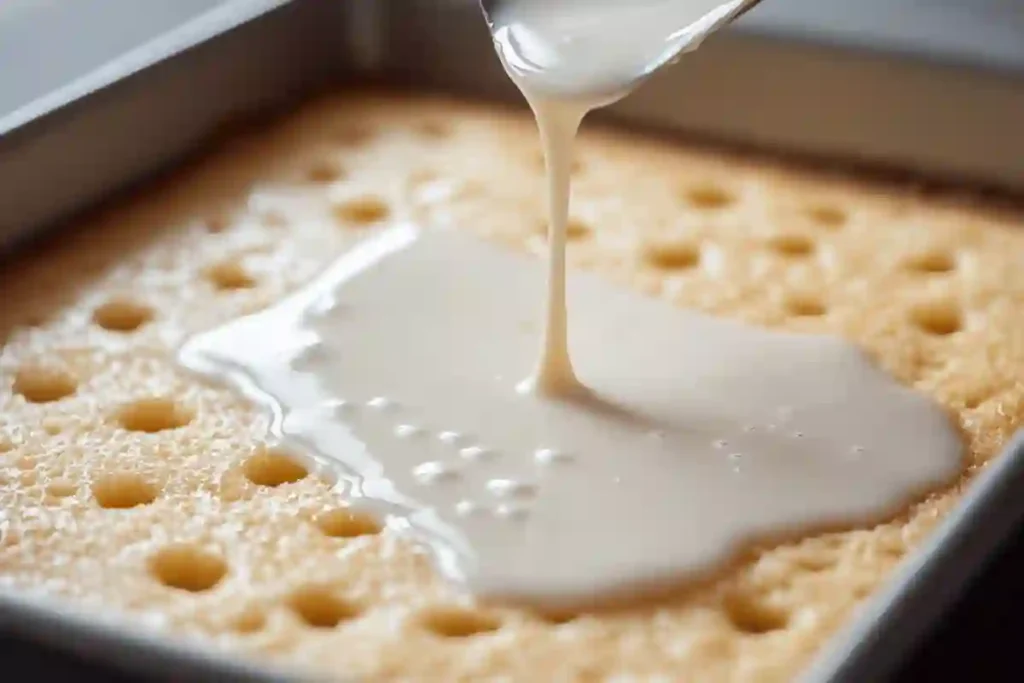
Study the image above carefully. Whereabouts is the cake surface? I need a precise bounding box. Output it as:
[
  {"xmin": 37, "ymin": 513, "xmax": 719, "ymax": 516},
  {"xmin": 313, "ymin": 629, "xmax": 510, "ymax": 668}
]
[{"xmin": 1, "ymin": 92, "xmax": 1022, "ymax": 682}]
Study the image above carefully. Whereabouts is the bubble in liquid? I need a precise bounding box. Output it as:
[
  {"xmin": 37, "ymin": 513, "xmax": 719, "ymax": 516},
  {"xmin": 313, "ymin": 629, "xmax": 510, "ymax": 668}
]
[
  {"xmin": 459, "ymin": 446, "xmax": 495, "ymax": 462},
  {"xmin": 413, "ymin": 461, "xmax": 458, "ymax": 485},
  {"xmin": 394, "ymin": 424, "xmax": 424, "ymax": 439},
  {"xmin": 438, "ymin": 431, "xmax": 467, "ymax": 446},
  {"xmin": 367, "ymin": 397, "xmax": 397, "ymax": 411},
  {"xmin": 486, "ymin": 479, "xmax": 537, "ymax": 500},
  {"xmin": 495, "ymin": 503, "xmax": 530, "ymax": 520},
  {"xmin": 534, "ymin": 448, "xmax": 572, "ymax": 465}
]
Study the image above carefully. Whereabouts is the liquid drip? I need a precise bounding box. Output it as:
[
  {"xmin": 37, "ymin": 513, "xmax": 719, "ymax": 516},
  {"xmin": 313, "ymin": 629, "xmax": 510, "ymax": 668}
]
[
  {"xmin": 518, "ymin": 99, "xmax": 586, "ymax": 396},
  {"xmin": 180, "ymin": 225, "xmax": 962, "ymax": 611},
  {"xmin": 488, "ymin": 0, "xmax": 746, "ymax": 395}
]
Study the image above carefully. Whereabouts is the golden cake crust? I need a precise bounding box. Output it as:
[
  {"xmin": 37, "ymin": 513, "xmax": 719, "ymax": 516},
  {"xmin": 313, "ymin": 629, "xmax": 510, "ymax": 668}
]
[{"xmin": 1, "ymin": 92, "xmax": 1023, "ymax": 682}]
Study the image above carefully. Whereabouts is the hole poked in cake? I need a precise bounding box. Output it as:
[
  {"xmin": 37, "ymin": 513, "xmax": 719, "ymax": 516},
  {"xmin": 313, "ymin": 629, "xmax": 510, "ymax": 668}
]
[
  {"xmin": 783, "ymin": 293, "xmax": 827, "ymax": 318},
  {"xmin": 722, "ymin": 590, "xmax": 789, "ymax": 635},
  {"xmin": 242, "ymin": 446, "xmax": 308, "ymax": 487},
  {"xmin": 205, "ymin": 259, "xmax": 257, "ymax": 291},
  {"xmin": 418, "ymin": 606, "xmax": 502, "ymax": 638},
  {"xmin": 903, "ymin": 249, "xmax": 956, "ymax": 275},
  {"xmin": 149, "ymin": 544, "xmax": 228, "ymax": 593},
  {"xmin": 643, "ymin": 239, "xmax": 702, "ymax": 270},
  {"xmin": 540, "ymin": 610, "xmax": 580, "ymax": 626},
  {"xmin": 93, "ymin": 298, "xmax": 154, "ymax": 332},
  {"xmin": 315, "ymin": 507, "xmax": 383, "ymax": 538},
  {"xmin": 766, "ymin": 234, "xmax": 815, "ymax": 258},
  {"xmin": 910, "ymin": 300, "xmax": 962, "ymax": 336},
  {"xmin": 304, "ymin": 158, "xmax": 347, "ymax": 184},
  {"xmin": 805, "ymin": 204, "xmax": 848, "ymax": 229},
  {"xmin": 681, "ymin": 184, "xmax": 734, "ymax": 210},
  {"xmin": 331, "ymin": 195, "xmax": 391, "ymax": 227},
  {"xmin": 230, "ymin": 606, "xmax": 268, "ymax": 634},
  {"xmin": 12, "ymin": 364, "xmax": 78, "ymax": 403},
  {"xmin": 117, "ymin": 398, "xmax": 193, "ymax": 433},
  {"xmin": 287, "ymin": 586, "xmax": 362, "ymax": 628},
  {"xmin": 91, "ymin": 472, "xmax": 158, "ymax": 509}
]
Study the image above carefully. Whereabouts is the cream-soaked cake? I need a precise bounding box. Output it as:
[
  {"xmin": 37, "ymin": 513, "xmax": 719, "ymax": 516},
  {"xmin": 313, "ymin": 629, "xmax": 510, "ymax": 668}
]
[{"xmin": 1, "ymin": 92, "xmax": 1023, "ymax": 682}]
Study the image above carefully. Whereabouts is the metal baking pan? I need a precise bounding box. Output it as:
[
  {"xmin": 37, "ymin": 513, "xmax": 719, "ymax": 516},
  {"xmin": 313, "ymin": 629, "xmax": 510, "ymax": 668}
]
[{"xmin": 1, "ymin": 0, "xmax": 1022, "ymax": 680}]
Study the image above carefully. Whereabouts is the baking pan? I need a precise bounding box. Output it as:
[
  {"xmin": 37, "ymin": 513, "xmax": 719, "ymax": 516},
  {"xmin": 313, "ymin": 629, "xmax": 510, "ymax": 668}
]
[{"xmin": 1, "ymin": 0, "xmax": 1023, "ymax": 681}]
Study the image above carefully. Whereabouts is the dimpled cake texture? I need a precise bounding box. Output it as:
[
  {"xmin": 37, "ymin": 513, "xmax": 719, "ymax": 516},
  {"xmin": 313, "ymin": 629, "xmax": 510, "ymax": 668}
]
[{"xmin": 1, "ymin": 92, "xmax": 1023, "ymax": 683}]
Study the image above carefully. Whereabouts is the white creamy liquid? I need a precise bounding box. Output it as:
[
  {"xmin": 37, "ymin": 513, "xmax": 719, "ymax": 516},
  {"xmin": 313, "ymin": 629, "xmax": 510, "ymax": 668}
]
[
  {"xmin": 180, "ymin": 225, "xmax": 962, "ymax": 610},
  {"xmin": 486, "ymin": 0, "xmax": 748, "ymax": 98},
  {"xmin": 486, "ymin": 0, "xmax": 748, "ymax": 395},
  {"xmin": 177, "ymin": 0, "xmax": 963, "ymax": 611}
]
